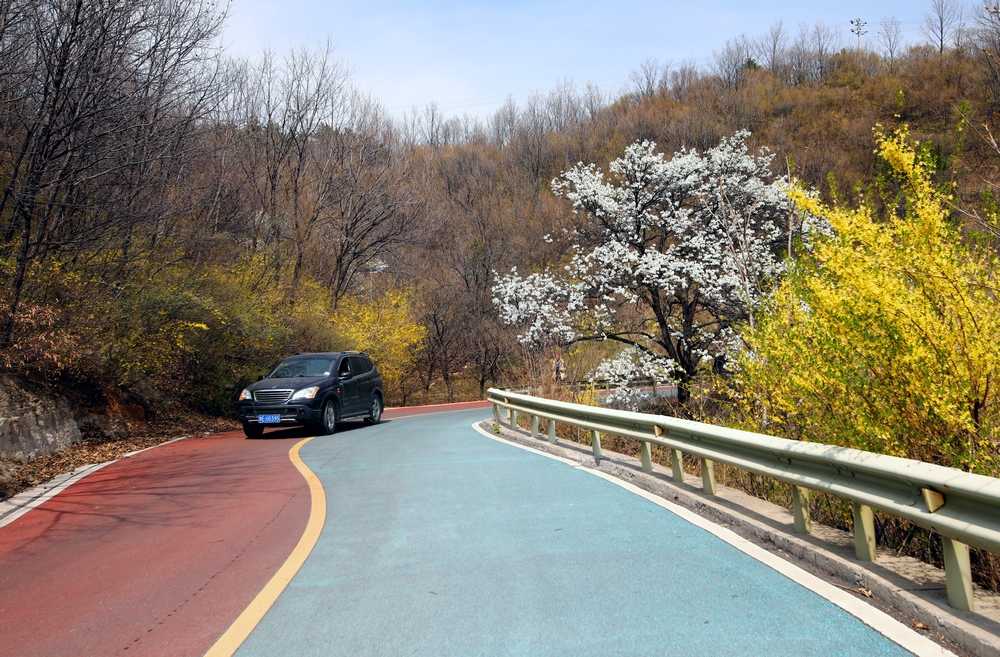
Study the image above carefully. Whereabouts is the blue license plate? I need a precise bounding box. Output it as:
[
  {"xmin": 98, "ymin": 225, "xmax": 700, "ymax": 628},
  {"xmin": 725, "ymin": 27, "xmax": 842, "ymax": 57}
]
[{"xmin": 258, "ymin": 414, "xmax": 281, "ymax": 424}]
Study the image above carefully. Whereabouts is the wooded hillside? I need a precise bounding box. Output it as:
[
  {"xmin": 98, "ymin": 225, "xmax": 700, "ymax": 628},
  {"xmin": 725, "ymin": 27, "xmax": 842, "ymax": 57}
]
[{"xmin": 2, "ymin": 0, "xmax": 1000, "ymax": 414}]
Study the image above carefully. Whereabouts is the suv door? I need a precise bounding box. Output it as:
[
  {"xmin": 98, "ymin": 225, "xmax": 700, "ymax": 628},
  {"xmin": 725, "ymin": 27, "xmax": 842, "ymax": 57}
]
[
  {"xmin": 350, "ymin": 356, "xmax": 374, "ymax": 412},
  {"xmin": 337, "ymin": 356, "xmax": 361, "ymax": 414}
]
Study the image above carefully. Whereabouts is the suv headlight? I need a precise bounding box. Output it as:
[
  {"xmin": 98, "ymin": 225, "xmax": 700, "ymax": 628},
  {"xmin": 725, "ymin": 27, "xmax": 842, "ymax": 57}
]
[
  {"xmin": 291, "ymin": 386, "xmax": 319, "ymax": 400},
  {"xmin": 239, "ymin": 389, "xmax": 252, "ymax": 401}
]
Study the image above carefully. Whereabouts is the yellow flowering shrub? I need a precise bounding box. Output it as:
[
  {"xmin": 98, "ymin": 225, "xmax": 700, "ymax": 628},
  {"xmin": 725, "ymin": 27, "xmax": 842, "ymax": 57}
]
[
  {"xmin": 735, "ymin": 128, "xmax": 1000, "ymax": 475},
  {"xmin": 335, "ymin": 289, "xmax": 425, "ymax": 402}
]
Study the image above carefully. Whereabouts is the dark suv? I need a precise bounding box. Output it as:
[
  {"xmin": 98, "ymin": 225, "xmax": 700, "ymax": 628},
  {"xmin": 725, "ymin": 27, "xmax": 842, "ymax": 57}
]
[{"xmin": 236, "ymin": 352, "xmax": 384, "ymax": 438}]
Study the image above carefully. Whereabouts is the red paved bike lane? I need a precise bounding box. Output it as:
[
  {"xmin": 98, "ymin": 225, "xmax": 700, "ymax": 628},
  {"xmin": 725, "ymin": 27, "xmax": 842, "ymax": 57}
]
[{"xmin": 0, "ymin": 429, "xmax": 312, "ymax": 657}]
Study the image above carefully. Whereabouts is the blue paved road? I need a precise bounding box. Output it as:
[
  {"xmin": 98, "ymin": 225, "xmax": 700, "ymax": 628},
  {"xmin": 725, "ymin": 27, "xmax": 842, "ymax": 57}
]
[{"xmin": 234, "ymin": 408, "xmax": 913, "ymax": 656}]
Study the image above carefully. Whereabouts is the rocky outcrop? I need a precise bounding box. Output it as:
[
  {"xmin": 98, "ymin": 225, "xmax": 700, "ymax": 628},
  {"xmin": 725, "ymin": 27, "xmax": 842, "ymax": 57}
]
[{"xmin": 0, "ymin": 375, "xmax": 82, "ymax": 459}]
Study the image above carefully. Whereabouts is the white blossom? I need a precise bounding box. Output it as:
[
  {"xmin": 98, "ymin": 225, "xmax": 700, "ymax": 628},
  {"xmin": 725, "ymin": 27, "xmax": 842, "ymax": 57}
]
[{"xmin": 494, "ymin": 131, "xmax": 820, "ymax": 397}]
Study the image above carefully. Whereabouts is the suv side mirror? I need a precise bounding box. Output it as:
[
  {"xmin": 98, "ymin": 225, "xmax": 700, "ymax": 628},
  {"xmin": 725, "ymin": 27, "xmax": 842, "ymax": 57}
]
[{"xmin": 339, "ymin": 371, "xmax": 354, "ymax": 381}]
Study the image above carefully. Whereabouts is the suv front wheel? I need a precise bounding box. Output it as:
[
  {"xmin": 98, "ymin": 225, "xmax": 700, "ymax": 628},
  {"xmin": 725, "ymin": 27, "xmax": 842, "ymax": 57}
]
[
  {"xmin": 318, "ymin": 399, "xmax": 338, "ymax": 435},
  {"xmin": 243, "ymin": 423, "xmax": 264, "ymax": 439}
]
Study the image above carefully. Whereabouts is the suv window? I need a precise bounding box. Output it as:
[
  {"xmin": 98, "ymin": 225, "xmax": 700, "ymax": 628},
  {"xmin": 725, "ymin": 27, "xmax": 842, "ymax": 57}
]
[
  {"xmin": 349, "ymin": 356, "xmax": 368, "ymax": 374},
  {"xmin": 337, "ymin": 357, "xmax": 353, "ymax": 376},
  {"xmin": 361, "ymin": 357, "xmax": 375, "ymax": 373},
  {"xmin": 269, "ymin": 357, "xmax": 334, "ymax": 378}
]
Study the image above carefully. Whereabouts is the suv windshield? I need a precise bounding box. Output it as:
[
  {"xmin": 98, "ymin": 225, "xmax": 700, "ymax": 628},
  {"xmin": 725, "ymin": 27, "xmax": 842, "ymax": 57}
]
[{"xmin": 267, "ymin": 358, "xmax": 334, "ymax": 378}]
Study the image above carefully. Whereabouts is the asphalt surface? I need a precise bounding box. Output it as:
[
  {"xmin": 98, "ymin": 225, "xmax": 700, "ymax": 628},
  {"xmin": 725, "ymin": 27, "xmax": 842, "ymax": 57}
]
[
  {"xmin": 0, "ymin": 428, "xmax": 311, "ymax": 657},
  {"xmin": 233, "ymin": 408, "xmax": 915, "ymax": 657}
]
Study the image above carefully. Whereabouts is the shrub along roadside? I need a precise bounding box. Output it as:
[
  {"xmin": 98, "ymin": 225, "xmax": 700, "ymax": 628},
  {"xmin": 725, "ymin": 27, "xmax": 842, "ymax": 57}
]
[{"xmin": 728, "ymin": 126, "xmax": 1000, "ymax": 591}]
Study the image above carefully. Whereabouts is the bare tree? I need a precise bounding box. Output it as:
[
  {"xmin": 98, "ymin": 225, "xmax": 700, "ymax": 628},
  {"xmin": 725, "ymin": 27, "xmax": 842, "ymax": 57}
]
[
  {"xmin": 627, "ymin": 57, "xmax": 667, "ymax": 101},
  {"xmin": 755, "ymin": 20, "xmax": 788, "ymax": 73},
  {"xmin": 487, "ymin": 96, "xmax": 519, "ymax": 148},
  {"xmin": 877, "ymin": 17, "xmax": 904, "ymax": 70},
  {"xmin": 581, "ymin": 81, "xmax": 606, "ymax": 120},
  {"xmin": 0, "ymin": 0, "xmax": 226, "ymax": 348},
  {"xmin": 922, "ymin": 0, "xmax": 964, "ymax": 55},
  {"xmin": 713, "ymin": 35, "xmax": 755, "ymax": 88},
  {"xmin": 668, "ymin": 60, "xmax": 700, "ymax": 100},
  {"xmin": 810, "ymin": 21, "xmax": 842, "ymax": 77}
]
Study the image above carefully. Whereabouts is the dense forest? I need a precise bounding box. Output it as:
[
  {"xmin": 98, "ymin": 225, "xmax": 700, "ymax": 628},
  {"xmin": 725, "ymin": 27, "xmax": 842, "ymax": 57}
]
[{"xmin": 0, "ymin": 0, "xmax": 998, "ymax": 417}]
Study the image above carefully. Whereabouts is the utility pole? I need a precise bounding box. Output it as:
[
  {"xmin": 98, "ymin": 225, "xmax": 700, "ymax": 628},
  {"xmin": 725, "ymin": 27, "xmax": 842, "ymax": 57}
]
[{"xmin": 850, "ymin": 18, "xmax": 868, "ymax": 51}]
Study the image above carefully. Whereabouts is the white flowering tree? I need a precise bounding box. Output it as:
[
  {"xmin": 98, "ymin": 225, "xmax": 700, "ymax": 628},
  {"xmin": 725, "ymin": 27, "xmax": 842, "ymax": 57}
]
[{"xmin": 494, "ymin": 131, "xmax": 807, "ymax": 405}]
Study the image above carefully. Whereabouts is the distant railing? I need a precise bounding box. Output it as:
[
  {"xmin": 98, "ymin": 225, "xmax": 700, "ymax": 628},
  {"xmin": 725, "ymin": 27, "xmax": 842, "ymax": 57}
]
[{"xmin": 487, "ymin": 388, "xmax": 1000, "ymax": 612}]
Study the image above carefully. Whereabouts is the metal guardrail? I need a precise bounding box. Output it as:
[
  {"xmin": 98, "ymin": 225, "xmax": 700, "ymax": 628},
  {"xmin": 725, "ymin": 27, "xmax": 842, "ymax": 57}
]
[{"xmin": 487, "ymin": 388, "xmax": 1000, "ymax": 612}]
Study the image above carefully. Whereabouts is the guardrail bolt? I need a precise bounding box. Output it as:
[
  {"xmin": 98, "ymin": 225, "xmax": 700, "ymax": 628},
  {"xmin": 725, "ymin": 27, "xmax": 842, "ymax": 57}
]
[
  {"xmin": 792, "ymin": 486, "xmax": 812, "ymax": 534},
  {"xmin": 701, "ymin": 458, "xmax": 716, "ymax": 495},
  {"xmin": 640, "ymin": 441, "xmax": 653, "ymax": 473},
  {"xmin": 670, "ymin": 449, "xmax": 683, "ymax": 482},
  {"xmin": 943, "ymin": 537, "xmax": 974, "ymax": 611},
  {"xmin": 547, "ymin": 419, "xmax": 556, "ymax": 444},
  {"xmin": 591, "ymin": 430, "xmax": 602, "ymax": 461},
  {"xmin": 530, "ymin": 415, "xmax": 539, "ymax": 439},
  {"xmin": 852, "ymin": 502, "xmax": 877, "ymax": 561}
]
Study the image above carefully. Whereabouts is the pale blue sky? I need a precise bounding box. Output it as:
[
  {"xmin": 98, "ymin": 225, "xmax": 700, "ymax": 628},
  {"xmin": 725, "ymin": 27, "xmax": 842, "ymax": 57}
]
[{"xmin": 223, "ymin": 1, "xmax": 937, "ymax": 119}]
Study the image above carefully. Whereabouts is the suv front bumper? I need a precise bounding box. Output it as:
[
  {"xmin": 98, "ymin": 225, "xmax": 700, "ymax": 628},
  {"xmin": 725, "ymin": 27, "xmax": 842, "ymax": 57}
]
[{"xmin": 236, "ymin": 403, "xmax": 322, "ymax": 426}]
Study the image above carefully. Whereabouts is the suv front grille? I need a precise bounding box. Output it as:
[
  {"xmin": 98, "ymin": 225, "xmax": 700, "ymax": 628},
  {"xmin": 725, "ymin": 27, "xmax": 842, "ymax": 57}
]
[{"xmin": 254, "ymin": 389, "xmax": 292, "ymax": 404}]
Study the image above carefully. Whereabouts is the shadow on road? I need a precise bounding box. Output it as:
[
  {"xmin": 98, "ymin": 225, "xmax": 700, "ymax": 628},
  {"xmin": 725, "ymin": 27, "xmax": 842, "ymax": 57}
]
[{"xmin": 250, "ymin": 420, "xmax": 391, "ymax": 440}]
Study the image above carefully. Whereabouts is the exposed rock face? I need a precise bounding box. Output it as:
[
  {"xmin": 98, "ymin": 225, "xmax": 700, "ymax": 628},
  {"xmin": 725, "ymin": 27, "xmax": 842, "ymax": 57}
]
[{"xmin": 0, "ymin": 375, "xmax": 82, "ymax": 459}]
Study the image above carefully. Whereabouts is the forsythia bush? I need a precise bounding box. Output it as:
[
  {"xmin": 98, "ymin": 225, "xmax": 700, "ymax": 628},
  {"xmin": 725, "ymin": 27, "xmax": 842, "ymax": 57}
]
[
  {"xmin": 335, "ymin": 288, "xmax": 425, "ymax": 402},
  {"xmin": 735, "ymin": 128, "xmax": 1000, "ymax": 475}
]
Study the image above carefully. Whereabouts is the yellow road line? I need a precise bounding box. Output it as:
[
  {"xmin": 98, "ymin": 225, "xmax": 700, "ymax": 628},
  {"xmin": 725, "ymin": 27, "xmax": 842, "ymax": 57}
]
[{"xmin": 204, "ymin": 437, "xmax": 326, "ymax": 657}]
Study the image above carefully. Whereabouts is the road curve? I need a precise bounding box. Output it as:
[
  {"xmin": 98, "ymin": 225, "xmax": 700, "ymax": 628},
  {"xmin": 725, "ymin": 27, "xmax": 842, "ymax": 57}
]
[
  {"xmin": 228, "ymin": 408, "xmax": 920, "ymax": 656},
  {"xmin": 0, "ymin": 403, "xmax": 490, "ymax": 657}
]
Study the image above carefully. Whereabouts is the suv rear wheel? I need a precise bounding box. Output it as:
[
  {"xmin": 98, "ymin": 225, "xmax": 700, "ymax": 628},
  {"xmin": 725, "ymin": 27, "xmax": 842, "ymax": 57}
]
[{"xmin": 364, "ymin": 395, "xmax": 382, "ymax": 425}]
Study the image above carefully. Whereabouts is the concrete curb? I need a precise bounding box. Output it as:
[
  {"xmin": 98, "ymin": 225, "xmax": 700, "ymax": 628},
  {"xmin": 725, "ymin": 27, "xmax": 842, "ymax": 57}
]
[{"xmin": 481, "ymin": 419, "xmax": 1000, "ymax": 657}]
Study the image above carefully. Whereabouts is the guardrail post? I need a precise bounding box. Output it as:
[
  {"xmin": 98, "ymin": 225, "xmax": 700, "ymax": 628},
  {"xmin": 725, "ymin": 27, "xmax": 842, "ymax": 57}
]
[
  {"xmin": 640, "ymin": 441, "xmax": 652, "ymax": 473},
  {"xmin": 671, "ymin": 449, "xmax": 683, "ymax": 483},
  {"xmin": 943, "ymin": 537, "xmax": 974, "ymax": 611},
  {"xmin": 853, "ymin": 502, "xmax": 877, "ymax": 561},
  {"xmin": 547, "ymin": 419, "xmax": 556, "ymax": 444},
  {"xmin": 591, "ymin": 430, "xmax": 602, "ymax": 461},
  {"xmin": 510, "ymin": 408, "xmax": 517, "ymax": 430},
  {"xmin": 792, "ymin": 486, "xmax": 812, "ymax": 534},
  {"xmin": 530, "ymin": 415, "xmax": 538, "ymax": 439},
  {"xmin": 492, "ymin": 403, "xmax": 500, "ymax": 425},
  {"xmin": 701, "ymin": 458, "xmax": 716, "ymax": 495}
]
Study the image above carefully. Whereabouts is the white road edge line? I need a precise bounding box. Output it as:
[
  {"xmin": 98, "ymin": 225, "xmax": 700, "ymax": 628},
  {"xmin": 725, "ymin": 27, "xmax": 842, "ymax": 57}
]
[
  {"xmin": 471, "ymin": 421, "xmax": 952, "ymax": 657},
  {"xmin": 0, "ymin": 435, "xmax": 191, "ymax": 531}
]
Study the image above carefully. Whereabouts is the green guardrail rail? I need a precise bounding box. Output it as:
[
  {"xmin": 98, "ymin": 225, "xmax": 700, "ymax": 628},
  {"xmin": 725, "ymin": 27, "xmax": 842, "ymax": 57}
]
[{"xmin": 487, "ymin": 388, "xmax": 1000, "ymax": 612}]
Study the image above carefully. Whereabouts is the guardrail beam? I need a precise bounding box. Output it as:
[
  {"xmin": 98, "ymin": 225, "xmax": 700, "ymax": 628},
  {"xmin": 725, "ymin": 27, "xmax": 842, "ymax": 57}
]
[
  {"xmin": 943, "ymin": 537, "xmax": 974, "ymax": 611},
  {"xmin": 591, "ymin": 430, "xmax": 602, "ymax": 461},
  {"xmin": 701, "ymin": 458, "xmax": 716, "ymax": 495},
  {"xmin": 640, "ymin": 441, "xmax": 653, "ymax": 473},
  {"xmin": 792, "ymin": 486, "xmax": 811, "ymax": 534},
  {"xmin": 670, "ymin": 449, "xmax": 683, "ymax": 483},
  {"xmin": 853, "ymin": 502, "xmax": 877, "ymax": 561},
  {"xmin": 486, "ymin": 389, "xmax": 1000, "ymax": 561},
  {"xmin": 547, "ymin": 419, "xmax": 556, "ymax": 444}
]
